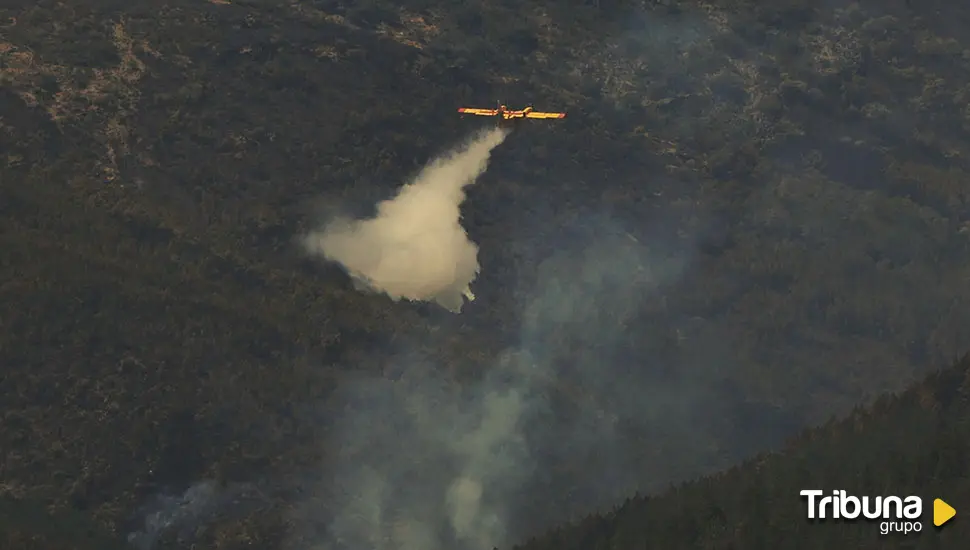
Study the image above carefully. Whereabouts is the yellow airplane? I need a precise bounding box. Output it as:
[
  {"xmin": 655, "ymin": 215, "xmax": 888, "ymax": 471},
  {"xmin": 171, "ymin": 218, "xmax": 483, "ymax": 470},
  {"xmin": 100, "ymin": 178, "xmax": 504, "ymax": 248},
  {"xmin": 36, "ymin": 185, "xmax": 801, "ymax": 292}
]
[{"xmin": 458, "ymin": 102, "xmax": 566, "ymax": 125}]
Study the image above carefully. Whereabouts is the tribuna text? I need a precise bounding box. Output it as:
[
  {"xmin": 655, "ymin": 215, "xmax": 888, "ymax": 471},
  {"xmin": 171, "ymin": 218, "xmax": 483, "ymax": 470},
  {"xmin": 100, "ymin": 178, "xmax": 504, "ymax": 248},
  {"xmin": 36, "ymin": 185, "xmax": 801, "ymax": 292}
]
[{"xmin": 800, "ymin": 490, "xmax": 923, "ymax": 535}]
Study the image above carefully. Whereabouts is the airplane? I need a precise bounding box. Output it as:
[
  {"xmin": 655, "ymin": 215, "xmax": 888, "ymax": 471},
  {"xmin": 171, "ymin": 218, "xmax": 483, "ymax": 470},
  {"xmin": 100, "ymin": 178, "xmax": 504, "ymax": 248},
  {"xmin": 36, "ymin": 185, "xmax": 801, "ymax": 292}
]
[{"xmin": 457, "ymin": 102, "xmax": 566, "ymax": 125}]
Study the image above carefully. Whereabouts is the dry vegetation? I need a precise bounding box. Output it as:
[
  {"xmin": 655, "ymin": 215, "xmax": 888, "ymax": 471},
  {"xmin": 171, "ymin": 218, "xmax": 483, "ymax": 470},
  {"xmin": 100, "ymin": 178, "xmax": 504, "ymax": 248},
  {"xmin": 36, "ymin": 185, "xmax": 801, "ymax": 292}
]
[{"xmin": 1, "ymin": 0, "xmax": 969, "ymax": 547}]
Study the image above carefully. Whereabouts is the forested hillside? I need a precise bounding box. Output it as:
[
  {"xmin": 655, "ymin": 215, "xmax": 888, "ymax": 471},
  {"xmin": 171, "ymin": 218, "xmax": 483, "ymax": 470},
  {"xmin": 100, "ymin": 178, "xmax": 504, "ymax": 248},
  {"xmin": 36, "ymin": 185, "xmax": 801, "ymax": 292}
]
[
  {"xmin": 1, "ymin": 0, "xmax": 969, "ymax": 548},
  {"xmin": 516, "ymin": 353, "xmax": 970, "ymax": 550},
  {"xmin": 6, "ymin": 355, "xmax": 968, "ymax": 548}
]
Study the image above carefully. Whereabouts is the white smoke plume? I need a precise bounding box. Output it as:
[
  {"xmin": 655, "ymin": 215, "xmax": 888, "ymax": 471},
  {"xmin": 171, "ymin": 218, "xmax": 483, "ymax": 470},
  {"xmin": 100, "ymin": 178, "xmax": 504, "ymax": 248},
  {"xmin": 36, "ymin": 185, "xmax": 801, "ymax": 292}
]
[
  {"xmin": 302, "ymin": 128, "xmax": 509, "ymax": 312},
  {"xmin": 278, "ymin": 224, "xmax": 699, "ymax": 550},
  {"xmin": 309, "ymin": 363, "xmax": 535, "ymax": 550}
]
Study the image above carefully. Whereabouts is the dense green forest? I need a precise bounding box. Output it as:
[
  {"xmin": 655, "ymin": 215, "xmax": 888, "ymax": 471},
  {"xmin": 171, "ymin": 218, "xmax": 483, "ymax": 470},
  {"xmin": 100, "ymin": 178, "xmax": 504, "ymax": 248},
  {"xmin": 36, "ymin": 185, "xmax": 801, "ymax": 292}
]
[
  {"xmin": 5, "ymin": 354, "xmax": 968, "ymax": 548},
  {"xmin": 516, "ymin": 353, "xmax": 970, "ymax": 550},
  {"xmin": 1, "ymin": 0, "xmax": 968, "ymax": 548}
]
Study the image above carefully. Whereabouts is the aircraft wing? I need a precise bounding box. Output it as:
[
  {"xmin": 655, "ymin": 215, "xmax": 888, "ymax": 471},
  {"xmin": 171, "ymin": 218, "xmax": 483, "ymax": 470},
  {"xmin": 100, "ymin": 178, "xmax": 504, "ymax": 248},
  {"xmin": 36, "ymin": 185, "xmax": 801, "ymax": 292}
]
[
  {"xmin": 524, "ymin": 111, "xmax": 566, "ymax": 119},
  {"xmin": 458, "ymin": 107, "xmax": 500, "ymax": 116}
]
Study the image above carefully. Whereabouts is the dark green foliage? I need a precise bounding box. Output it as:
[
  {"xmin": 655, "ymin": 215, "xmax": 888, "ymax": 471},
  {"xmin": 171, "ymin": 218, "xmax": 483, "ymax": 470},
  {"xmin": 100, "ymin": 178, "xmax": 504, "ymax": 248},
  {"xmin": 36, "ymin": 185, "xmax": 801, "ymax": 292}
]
[
  {"xmin": 0, "ymin": 496, "xmax": 131, "ymax": 550},
  {"xmin": 1, "ymin": 0, "xmax": 970, "ymax": 547},
  {"xmin": 515, "ymin": 354, "xmax": 970, "ymax": 549}
]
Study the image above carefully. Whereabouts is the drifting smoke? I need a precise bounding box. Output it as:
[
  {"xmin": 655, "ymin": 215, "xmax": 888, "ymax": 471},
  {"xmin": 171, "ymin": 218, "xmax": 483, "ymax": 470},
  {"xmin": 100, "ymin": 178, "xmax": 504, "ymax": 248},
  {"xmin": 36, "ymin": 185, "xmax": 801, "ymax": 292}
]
[
  {"xmin": 302, "ymin": 128, "xmax": 509, "ymax": 312},
  {"xmin": 126, "ymin": 480, "xmax": 261, "ymax": 550},
  {"xmin": 285, "ymin": 227, "xmax": 703, "ymax": 550},
  {"xmin": 305, "ymin": 362, "xmax": 536, "ymax": 550}
]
